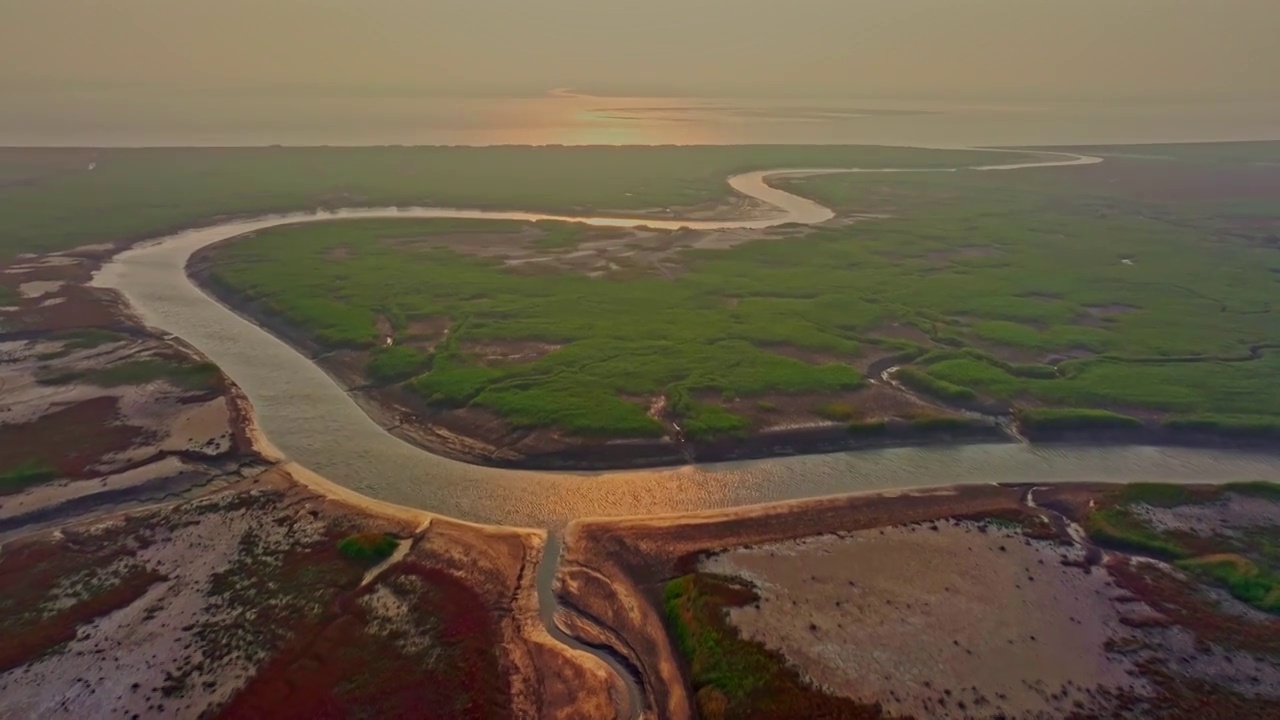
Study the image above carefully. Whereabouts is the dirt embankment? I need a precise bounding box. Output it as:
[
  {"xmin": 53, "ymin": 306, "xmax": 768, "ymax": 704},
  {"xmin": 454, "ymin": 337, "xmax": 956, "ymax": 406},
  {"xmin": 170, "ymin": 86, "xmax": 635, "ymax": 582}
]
[{"xmin": 1019, "ymin": 423, "xmax": 1280, "ymax": 451}]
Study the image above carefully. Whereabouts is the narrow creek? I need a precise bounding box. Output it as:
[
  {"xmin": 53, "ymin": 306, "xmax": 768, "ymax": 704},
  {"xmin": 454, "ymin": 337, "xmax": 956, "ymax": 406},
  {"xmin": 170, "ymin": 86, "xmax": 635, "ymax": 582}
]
[
  {"xmin": 537, "ymin": 534, "xmax": 643, "ymax": 718},
  {"xmin": 90, "ymin": 149, "xmax": 1280, "ymax": 718}
]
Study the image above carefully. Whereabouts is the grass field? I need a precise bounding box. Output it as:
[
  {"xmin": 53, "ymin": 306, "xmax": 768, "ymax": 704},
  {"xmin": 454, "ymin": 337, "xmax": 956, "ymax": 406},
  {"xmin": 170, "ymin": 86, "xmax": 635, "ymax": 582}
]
[
  {"xmin": 0, "ymin": 145, "xmax": 1036, "ymax": 257},
  {"xmin": 198, "ymin": 143, "xmax": 1280, "ymax": 440}
]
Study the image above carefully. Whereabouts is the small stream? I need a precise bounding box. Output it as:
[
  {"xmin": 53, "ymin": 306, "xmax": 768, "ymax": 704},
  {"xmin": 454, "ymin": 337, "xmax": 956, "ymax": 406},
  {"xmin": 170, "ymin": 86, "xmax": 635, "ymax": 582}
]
[{"xmin": 537, "ymin": 534, "xmax": 643, "ymax": 718}]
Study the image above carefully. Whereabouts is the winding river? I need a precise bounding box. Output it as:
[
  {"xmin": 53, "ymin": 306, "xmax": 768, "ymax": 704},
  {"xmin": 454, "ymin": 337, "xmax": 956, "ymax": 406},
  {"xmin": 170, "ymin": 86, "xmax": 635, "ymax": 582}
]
[
  {"xmin": 91, "ymin": 149, "xmax": 1280, "ymax": 717},
  {"xmin": 92, "ymin": 150, "xmax": 1280, "ymax": 528}
]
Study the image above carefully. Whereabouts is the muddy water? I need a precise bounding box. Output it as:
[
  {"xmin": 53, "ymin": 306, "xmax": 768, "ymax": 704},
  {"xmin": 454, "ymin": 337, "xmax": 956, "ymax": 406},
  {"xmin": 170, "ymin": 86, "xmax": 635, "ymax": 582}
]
[{"xmin": 92, "ymin": 154, "xmax": 1280, "ymax": 529}]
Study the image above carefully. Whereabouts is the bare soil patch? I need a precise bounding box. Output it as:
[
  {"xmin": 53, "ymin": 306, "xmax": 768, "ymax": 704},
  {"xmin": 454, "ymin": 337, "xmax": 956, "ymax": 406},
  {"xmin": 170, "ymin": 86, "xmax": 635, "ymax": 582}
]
[
  {"xmin": 0, "ymin": 397, "xmax": 143, "ymax": 479},
  {"xmin": 1086, "ymin": 303, "xmax": 1140, "ymax": 317},
  {"xmin": 863, "ymin": 321, "xmax": 933, "ymax": 347},
  {"xmin": 703, "ymin": 522, "xmax": 1142, "ymax": 719},
  {"xmin": 925, "ymin": 245, "xmax": 1004, "ymax": 264},
  {"xmin": 381, "ymin": 227, "xmax": 540, "ymax": 256},
  {"xmin": 462, "ymin": 340, "xmax": 564, "ymax": 367},
  {"xmin": 404, "ymin": 315, "xmax": 453, "ymax": 340},
  {"xmin": 758, "ymin": 343, "xmax": 848, "ymax": 366}
]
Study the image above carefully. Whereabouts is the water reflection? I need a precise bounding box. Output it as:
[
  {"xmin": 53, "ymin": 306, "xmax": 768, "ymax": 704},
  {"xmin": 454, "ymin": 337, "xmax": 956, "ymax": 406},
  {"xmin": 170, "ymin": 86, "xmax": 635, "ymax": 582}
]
[{"xmin": 8, "ymin": 89, "xmax": 1279, "ymax": 146}]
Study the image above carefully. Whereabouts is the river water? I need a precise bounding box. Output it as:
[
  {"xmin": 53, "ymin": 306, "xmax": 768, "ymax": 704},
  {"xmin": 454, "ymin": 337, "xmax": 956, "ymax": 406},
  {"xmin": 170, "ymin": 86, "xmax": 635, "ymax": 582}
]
[{"xmin": 92, "ymin": 156, "xmax": 1280, "ymax": 528}]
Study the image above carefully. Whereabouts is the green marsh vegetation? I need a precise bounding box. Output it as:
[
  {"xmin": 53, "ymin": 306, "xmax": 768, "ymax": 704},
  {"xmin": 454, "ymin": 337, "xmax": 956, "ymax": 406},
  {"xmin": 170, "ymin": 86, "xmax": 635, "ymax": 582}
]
[
  {"xmin": 0, "ymin": 145, "xmax": 1035, "ymax": 258},
  {"xmin": 336, "ymin": 533, "xmax": 400, "ymax": 563},
  {"xmin": 1017, "ymin": 408, "xmax": 1143, "ymax": 432},
  {"xmin": 367, "ymin": 346, "xmax": 433, "ymax": 384},
  {"xmin": 39, "ymin": 358, "xmax": 221, "ymax": 392},
  {"xmin": 196, "ymin": 144, "xmax": 1280, "ymax": 440},
  {"xmin": 0, "ymin": 460, "xmax": 58, "ymax": 496},
  {"xmin": 662, "ymin": 573, "xmax": 882, "ymax": 718},
  {"xmin": 1083, "ymin": 482, "xmax": 1280, "ymax": 614}
]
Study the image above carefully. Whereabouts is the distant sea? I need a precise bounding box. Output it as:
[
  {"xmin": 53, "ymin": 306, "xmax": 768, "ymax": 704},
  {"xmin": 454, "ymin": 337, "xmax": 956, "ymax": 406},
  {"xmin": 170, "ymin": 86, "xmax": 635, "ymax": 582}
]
[{"xmin": 3, "ymin": 90, "xmax": 1278, "ymax": 147}]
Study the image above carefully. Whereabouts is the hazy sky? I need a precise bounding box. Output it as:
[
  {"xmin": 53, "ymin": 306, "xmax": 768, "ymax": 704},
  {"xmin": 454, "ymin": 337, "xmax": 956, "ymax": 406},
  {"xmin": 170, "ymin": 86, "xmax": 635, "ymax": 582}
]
[{"xmin": 3, "ymin": 0, "xmax": 1278, "ymax": 100}]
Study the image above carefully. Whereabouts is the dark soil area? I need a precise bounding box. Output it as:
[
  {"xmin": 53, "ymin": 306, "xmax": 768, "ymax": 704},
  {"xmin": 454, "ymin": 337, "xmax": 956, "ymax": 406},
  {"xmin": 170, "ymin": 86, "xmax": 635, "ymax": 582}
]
[{"xmin": 217, "ymin": 561, "xmax": 512, "ymax": 720}]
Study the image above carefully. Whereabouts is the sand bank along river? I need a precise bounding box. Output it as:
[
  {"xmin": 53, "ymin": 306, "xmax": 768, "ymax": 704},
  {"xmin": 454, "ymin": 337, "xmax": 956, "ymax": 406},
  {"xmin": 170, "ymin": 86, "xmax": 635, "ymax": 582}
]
[{"xmin": 92, "ymin": 151, "xmax": 1280, "ymax": 529}]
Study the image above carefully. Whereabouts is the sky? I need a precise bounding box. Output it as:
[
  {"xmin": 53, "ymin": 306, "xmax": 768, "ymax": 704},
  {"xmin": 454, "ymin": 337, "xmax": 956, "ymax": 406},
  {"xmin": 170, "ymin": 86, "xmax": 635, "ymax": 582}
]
[{"xmin": 3, "ymin": 0, "xmax": 1278, "ymax": 101}]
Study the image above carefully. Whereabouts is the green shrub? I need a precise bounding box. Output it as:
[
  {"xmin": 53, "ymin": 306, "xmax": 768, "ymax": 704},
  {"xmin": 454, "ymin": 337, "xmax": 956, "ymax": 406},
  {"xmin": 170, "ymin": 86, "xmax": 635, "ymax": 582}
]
[
  {"xmin": 337, "ymin": 533, "xmax": 399, "ymax": 563},
  {"xmin": 1177, "ymin": 555, "xmax": 1280, "ymax": 614},
  {"xmin": 55, "ymin": 328, "xmax": 130, "ymax": 350},
  {"xmin": 847, "ymin": 420, "xmax": 889, "ymax": 435},
  {"xmin": 1165, "ymin": 414, "xmax": 1280, "ymax": 438},
  {"xmin": 367, "ymin": 345, "xmax": 432, "ymax": 384},
  {"xmin": 1019, "ymin": 408, "xmax": 1143, "ymax": 431},
  {"xmin": 662, "ymin": 575, "xmax": 774, "ymax": 704},
  {"xmin": 1224, "ymin": 481, "xmax": 1280, "ymax": 502},
  {"xmin": 896, "ymin": 366, "xmax": 978, "ymax": 403},
  {"xmin": 682, "ymin": 403, "xmax": 750, "ymax": 440},
  {"xmin": 1115, "ymin": 483, "xmax": 1203, "ymax": 508},
  {"xmin": 816, "ymin": 401, "xmax": 857, "ymax": 422},
  {"xmin": 916, "ymin": 349, "xmax": 966, "ymax": 366},
  {"xmin": 1085, "ymin": 507, "xmax": 1189, "ymax": 559},
  {"xmin": 410, "ymin": 363, "xmax": 503, "ymax": 406},
  {"xmin": 0, "ymin": 460, "xmax": 58, "ymax": 496},
  {"xmin": 70, "ymin": 359, "xmax": 221, "ymax": 391}
]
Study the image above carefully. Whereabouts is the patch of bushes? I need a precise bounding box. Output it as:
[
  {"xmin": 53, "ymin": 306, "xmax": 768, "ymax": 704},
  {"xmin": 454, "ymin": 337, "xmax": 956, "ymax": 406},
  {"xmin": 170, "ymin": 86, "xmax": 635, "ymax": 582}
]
[
  {"xmin": 367, "ymin": 346, "xmax": 432, "ymax": 384},
  {"xmin": 1114, "ymin": 483, "xmax": 1207, "ymax": 508},
  {"xmin": 895, "ymin": 366, "xmax": 978, "ymax": 403},
  {"xmin": 916, "ymin": 348, "xmax": 1058, "ymax": 380},
  {"xmin": 960, "ymin": 348, "xmax": 1059, "ymax": 379},
  {"xmin": 1018, "ymin": 408, "xmax": 1143, "ymax": 432},
  {"xmin": 57, "ymin": 328, "xmax": 129, "ymax": 350},
  {"xmin": 84, "ymin": 359, "xmax": 220, "ymax": 391},
  {"xmin": 816, "ymin": 401, "xmax": 857, "ymax": 422},
  {"xmin": 847, "ymin": 420, "xmax": 889, "ymax": 436},
  {"xmin": 0, "ymin": 460, "xmax": 58, "ymax": 496},
  {"xmin": 682, "ymin": 403, "xmax": 750, "ymax": 441},
  {"xmin": 915, "ymin": 349, "xmax": 964, "ymax": 366},
  {"xmin": 1085, "ymin": 506, "xmax": 1190, "ymax": 559},
  {"xmin": 1225, "ymin": 481, "xmax": 1280, "ymax": 502},
  {"xmin": 662, "ymin": 574, "xmax": 885, "ymax": 719},
  {"xmin": 1177, "ymin": 555, "xmax": 1280, "ymax": 614},
  {"xmin": 336, "ymin": 533, "xmax": 399, "ymax": 563},
  {"xmin": 1165, "ymin": 414, "xmax": 1280, "ymax": 439}
]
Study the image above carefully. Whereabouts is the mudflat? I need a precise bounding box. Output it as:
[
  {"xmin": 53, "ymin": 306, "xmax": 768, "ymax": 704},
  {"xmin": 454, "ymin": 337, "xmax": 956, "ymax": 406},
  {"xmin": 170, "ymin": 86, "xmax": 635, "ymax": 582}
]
[{"xmin": 558, "ymin": 482, "xmax": 1280, "ymax": 719}]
